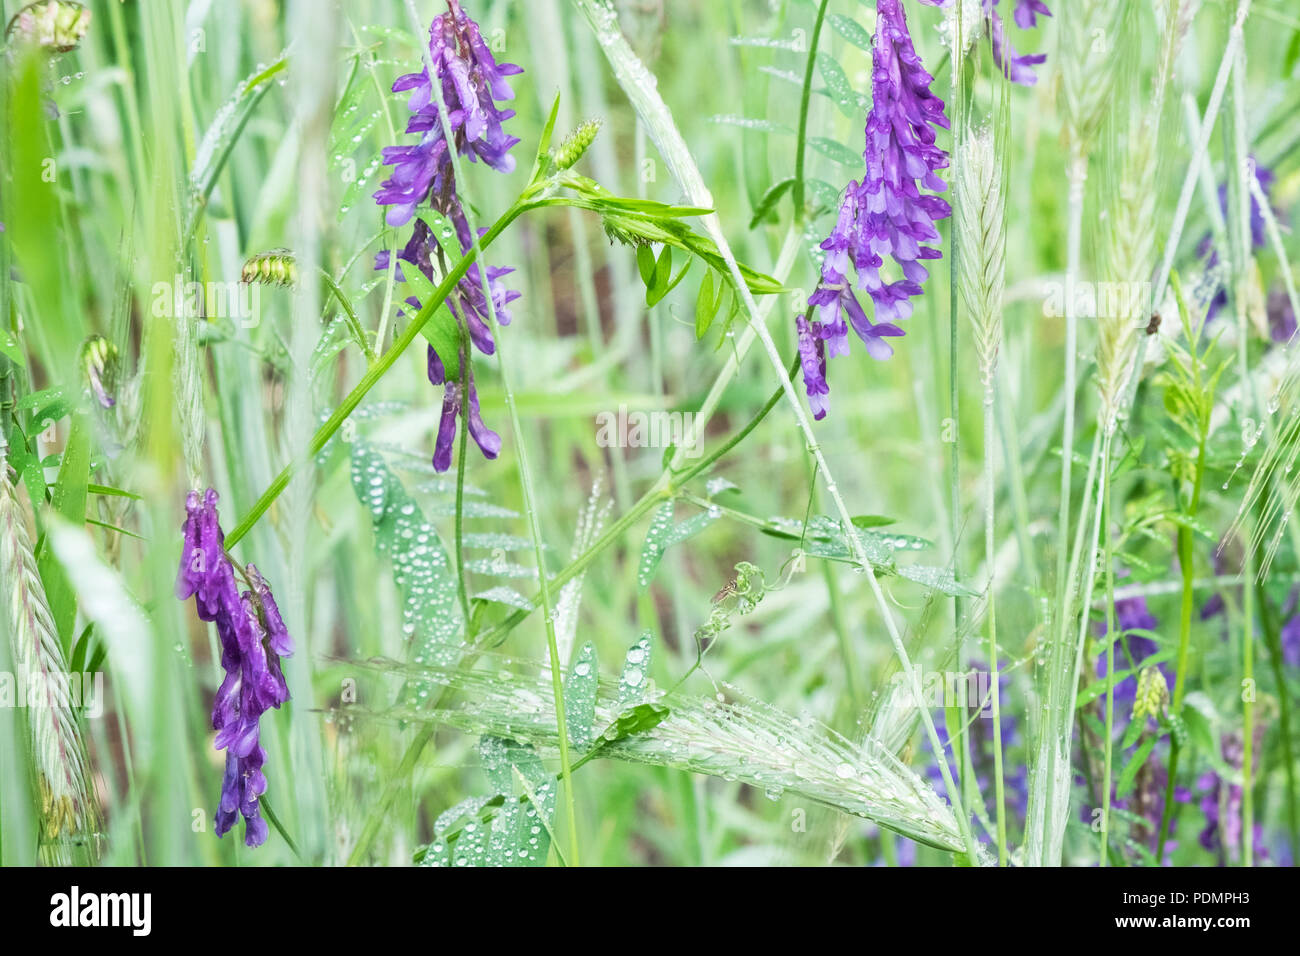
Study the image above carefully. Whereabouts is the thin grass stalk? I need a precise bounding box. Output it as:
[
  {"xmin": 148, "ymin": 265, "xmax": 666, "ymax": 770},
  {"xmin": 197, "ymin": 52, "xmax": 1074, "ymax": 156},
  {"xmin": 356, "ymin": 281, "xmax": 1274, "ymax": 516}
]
[
  {"xmin": 945, "ymin": 1, "xmax": 974, "ymax": 829},
  {"xmin": 1099, "ymin": 431, "xmax": 1117, "ymax": 864},
  {"xmin": 1229, "ymin": 44, "xmax": 1256, "ymax": 868},
  {"xmin": 572, "ymin": 0, "xmax": 977, "ymax": 858},
  {"xmin": 957, "ymin": 121, "xmax": 1007, "ymax": 863},
  {"xmin": 792, "ymin": 0, "xmax": 831, "ymax": 216}
]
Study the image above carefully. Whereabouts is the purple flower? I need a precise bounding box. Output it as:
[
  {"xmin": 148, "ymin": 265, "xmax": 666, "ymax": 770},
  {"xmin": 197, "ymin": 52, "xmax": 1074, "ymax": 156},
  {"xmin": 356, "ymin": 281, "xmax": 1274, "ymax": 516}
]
[
  {"xmin": 986, "ymin": 3, "xmax": 1047, "ymax": 85},
  {"xmin": 373, "ymin": 0, "xmax": 521, "ymax": 227},
  {"xmin": 801, "ymin": 0, "xmax": 949, "ymax": 417},
  {"xmin": 795, "ymin": 316, "xmax": 830, "ymax": 420},
  {"xmin": 919, "ymin": 1, "xmax": 1051, "ymax": 86},
  {"xmin": 428, "ymin": 344, "xmax": 501, "ymax": 472},
  {"xmin": 177, "ymin": 489, "xmax": 293, "ymax": 848},
  {"xmin": 1014, "ymin": 0, "xmax": 1052, "ymax": 29},
  {"xmin": 373, "ymin": 1, "xmax": 522, "ymax": 473}
]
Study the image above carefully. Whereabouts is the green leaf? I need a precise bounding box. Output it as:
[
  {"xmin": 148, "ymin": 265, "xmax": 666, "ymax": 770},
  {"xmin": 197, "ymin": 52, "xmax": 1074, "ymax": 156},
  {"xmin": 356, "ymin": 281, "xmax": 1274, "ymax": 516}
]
[
  {"xmin": 816, "ymin": 52, "xmax": 868, "ymax": 117},
  {"xmin": 695, "ymin": 271, "xmax": 718, "ymax": 339},
  {"xmin": 648, "ymin": 256, "xmax": 693, "ymax": 307},
  {"xmin": 851, "ymin": 515, "xmax": 897, "ymax": 529},
  {"xmin": 1077, "ymin": 668, "xmax": 1138, "ymax": 708},
  {"xmin": 38, "ymin": 413, "xmax": 91, "ymax": 653},
  {"xmin": 401, "ymin": 259, "xmax": 463, "ymax": 382},
  {"xmin": 531, "ymin": 92, "xmax": 563, "ymax": 181},
  {"xmin": 637, "ymin": 501, "xmax": 718, "ymax": 590},
  {"xmin": 636, "ymin": 243, "xmax": 657, "ymax": 288},
  {"xmin": 565, "ymin": 642, "xmax": 599, "ymax": 751},
  {"xmin": 749, "ymin": 176, "xmax": 796, "ymax": 229},
  {"xmin": 1116, "ymin": 735, "xmax": 1158, "ymax": 799},
  {"xmin": 618, "ymin": 633, "xmax": 654, "ymax": 708},
  {"xmin": 421, "ymin": 738, "xmax": 555, "ymax": 867},
  {"xmin": 187, "ymin": 54, "xmax": 288, "ymax": 233},
  {"xmin": 350, "ymin": 440, "xmax": 463, "ymax": 701},
  {"xmin": 809, "ymin": 136, "xmax": 862, "ymax": 168},
  {"xmin": 599, "ymin": 702, "xmax": 670, "ymax": 745},
  {"xmin": 0, "ymin": 324, "xmax": 21, "ymax": 363},
  {"xmin": 827, "ymin": 12, "xmax": 873, "ymax": 52},
  {"xmin": 895, "ymin": 564, "xmax": 978, "ymax": 598},
  {"xmin": 647, "ymin": 245, "xmax": 673, "ymax": 305},
  {"xmin": 708, "ymin": 114, "xmax": 793, "ymax": 135},
  {"xmin": 87, "ymin": 483, "xmax": 142, "ymax": 501},
  {"xmin": 805, "ymin": 178, "xmax": 843, "ymax": 211}
]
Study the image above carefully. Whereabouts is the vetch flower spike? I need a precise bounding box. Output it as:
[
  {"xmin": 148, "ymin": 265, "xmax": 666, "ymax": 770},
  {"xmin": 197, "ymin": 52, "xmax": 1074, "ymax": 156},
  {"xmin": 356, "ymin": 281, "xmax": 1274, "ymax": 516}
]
[
  {"xmin": 801, "ymin": 0, "xmax": 948, "ymax": 418},
  {"xmin": 177, "ymin": 489, "xmax": 293, "ymax": 848},
  {"xmin": 373, "ymin": 0, "xmax": 522, "ymax": 472}
]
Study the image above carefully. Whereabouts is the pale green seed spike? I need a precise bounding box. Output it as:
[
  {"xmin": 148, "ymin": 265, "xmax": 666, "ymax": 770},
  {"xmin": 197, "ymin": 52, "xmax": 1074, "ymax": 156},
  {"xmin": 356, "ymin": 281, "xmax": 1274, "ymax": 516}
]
[{"xmin": 551, "ymin": 118, "xmax": 601, "ymax": 170}]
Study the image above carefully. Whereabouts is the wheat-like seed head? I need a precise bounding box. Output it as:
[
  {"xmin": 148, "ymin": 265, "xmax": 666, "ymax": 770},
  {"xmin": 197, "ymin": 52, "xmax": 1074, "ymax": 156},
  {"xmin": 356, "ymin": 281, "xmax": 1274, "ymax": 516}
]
[
  {"xmin": 957, "ymin": 125, "xmax": 1006, "ymax": 389},
  {"xmin": 1097, "ymin": 110, "xmax": 1158, "ymax": 425},
  {"xmin": 0, "ymin": 451, "xmax": 99, "ymax": 862},
  {"xmin": 1057, "ymin": 0, "xmax": 1128, "ymax": 158}
]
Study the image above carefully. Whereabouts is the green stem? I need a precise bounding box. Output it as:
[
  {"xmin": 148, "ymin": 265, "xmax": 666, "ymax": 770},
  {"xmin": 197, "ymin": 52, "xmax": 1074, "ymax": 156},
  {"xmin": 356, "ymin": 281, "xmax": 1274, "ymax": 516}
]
[
  {"xmin": 792, "ymin": 0, "xmax": 831, "ymax": 218},
  {"xmin": 983, "ymin": 389, "xmax": 1007, "ymax": 865},
  {"xmin": 223, "ymin": 203, "xmax": 524, "ymax": 549},
  {"xmin": 259, "ymin": 795, "xmax": 302, "ymax": 861},
  {"xmin": 1099, "ymin": 431, "xmax": 1116, "ymax": 866},
  {"xmin": 1156, "ymin": 428, "xmax": 1206, "ymax": 860},
  {"xmin": 453, "ymin": 320, "xmax": 471, "ymax": 623},
  {"xmin": 948, "ymin": 19, "xmax": 973, "ymax": 835}
]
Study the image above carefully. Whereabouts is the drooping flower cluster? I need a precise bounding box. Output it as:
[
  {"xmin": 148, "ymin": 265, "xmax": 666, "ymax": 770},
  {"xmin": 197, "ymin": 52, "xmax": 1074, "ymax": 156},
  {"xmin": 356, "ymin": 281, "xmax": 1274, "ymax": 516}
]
[
  {"xmin": 799, "ymin": 0, "xmax": 949, "ymax": 420},
  {"xmin": 373, "ymin": 0, "xmax": 522, "ymax": 471},
  {"xmin": 921, "ymin": 1, "xmax": 1052, "ymax": 87},
  {"xmin": 177, "ymin": 489, "xmax": 292, "ymax": 848}
]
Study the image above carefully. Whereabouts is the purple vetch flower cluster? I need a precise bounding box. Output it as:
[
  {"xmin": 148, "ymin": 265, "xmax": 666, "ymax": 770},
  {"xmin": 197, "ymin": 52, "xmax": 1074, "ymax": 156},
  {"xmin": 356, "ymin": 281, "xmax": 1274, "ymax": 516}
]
[
  {"xmin": 798, "ymin": 0, "xmax": 949, "ymax": 420},
  {"xmin": 373, "ymin": 0, "xmax": 522, "ymax": 471},
  {"xmin": 374, "ymin": 0, "xmax": 521, "ymax": 229},
  {"xmin": 176, "ymin": 489, "xmax": 292, "ymax": 848},
  {"xmin": 920, "ymin": 1, "xmax": 1052, "ymax": 87}
]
